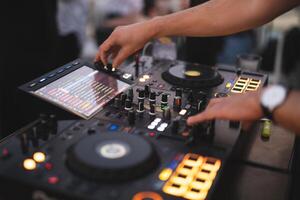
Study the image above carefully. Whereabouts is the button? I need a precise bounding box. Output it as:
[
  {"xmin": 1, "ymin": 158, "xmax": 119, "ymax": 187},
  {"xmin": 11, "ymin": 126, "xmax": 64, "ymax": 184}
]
[
  {"xmin": 148, "ymin": 132, "xmax": 156, "ymax": 137},
  {"xmin": 159, "ymin": 168, "xmax": 173, "ymax": 181},
  {"xmin": 29, "ymin": 82, "xmax": 37, "ymax": 88},
  {"xmin": 57, "ymin": 68, "xmax": 64, "ymax": 74},
  {"xmin": 225, "ymin": 82, "xmax": 232, "ymax": 88},
  {"xmin": 1, "ymin": 148, "xmax": 10, "ymax": 159},
  {"xmin": 160, "ymin": 123, "xmax": 168, "ymax": 128},
  {"xmin": 48, "ymin": 73, "xmax": 56, "ymax": 78},
  {"xmin": 179, "ymin": 109, "xmax": 187, "ymax": 116},
  {"xmin": 108, "ymin": 124, "xmax": 119, "ymax": 131},
  {"xmin": 139, "ymin": 78, "xmax": 146, "ymax": 82},
  {"xmin": 150, "ymin": 121, "xmax": 159, "ymax": 126},
  {"xmin": 23, "ymin": 159, "xmax": 37, "ymax": 171},
  {"xmin": 122, "ymin": 73, "xmax": 132, "ymax": 79},
  {"xmin": 132, "ymin": 192, "xmax": 163, "ymax": 200},
  {"xmin": 48, "ymin": 176, "xmax": 59, "ymax": 184},
  {"xmin": 65, "ymin": 65, "xmax": 73, "ymax": 69},
  {"xmin": 147, "ymin": 125, "xmax": 156, "ymax": 130},
  {"xmin": 39, "ymin": 78, "xmax": 46, "ymax": 83},
  {"xmin": 154, "ymin": 118, "xmax": 162, "ymax": 123},
  {"xmin": 33, "ymin": 152, "xmax": 46, "ymax": 163},
  {"xmin": 45, "ymin": 162, "xmax": 53, "ymax": 170},
  {"xmin": 72, "ymin": 61, "xmax": 80, "ymax": 66},
  {"xmin": 143, "ymin": 75, "xmax": 150, "ymax": 79},
  {"xmin": 157, "ymin": 127, "xmax": 165, "ymax": 132}
]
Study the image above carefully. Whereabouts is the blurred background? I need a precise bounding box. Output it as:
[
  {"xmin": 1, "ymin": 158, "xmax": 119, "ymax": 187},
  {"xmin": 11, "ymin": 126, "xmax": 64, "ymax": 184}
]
[{"xmin": 1, "ymin": 0, "xmax": 300, "ymax": 137}]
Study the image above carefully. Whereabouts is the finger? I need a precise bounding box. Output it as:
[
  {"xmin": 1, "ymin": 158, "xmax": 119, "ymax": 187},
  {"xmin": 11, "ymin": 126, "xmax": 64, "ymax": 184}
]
[
  {"xmin": 206, "ymin": 97, "xmax": 225, "ymax": 109},
  {"xmin": 95, "ymin": 45, "xmax": 104, "ymax": 63},
  {"xmin": 241, "ymin": 120, "xmax": 254, "ymax": 131},
  {"xmin": 97, "ymin": 39, "xmax": 114, "ymax": 65},
  {"xmin": 112, "ymin": 47, "xmax": 131, "ymax": 68},
  {"xmin": 187, "ymin": 106, "xmax": 218, "ymax": 126}
]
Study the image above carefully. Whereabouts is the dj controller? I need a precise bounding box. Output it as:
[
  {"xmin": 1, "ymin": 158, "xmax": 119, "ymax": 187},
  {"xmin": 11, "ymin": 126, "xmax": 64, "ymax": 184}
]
[{"xmin": 0, "ymin": 56, "xmax": 268, "ymax": 200}]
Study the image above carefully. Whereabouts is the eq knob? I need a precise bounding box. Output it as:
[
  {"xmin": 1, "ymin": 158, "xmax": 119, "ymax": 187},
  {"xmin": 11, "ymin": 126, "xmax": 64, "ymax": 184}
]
[
  {"xmin": 174, "ymin": 88, "xmax": 182, "ymax": 112},
  {"xmin": 20, "ymin": 133, "xmax": 29, "ymax": 154},
  {"xmin": 161, "ymin": 93, "xmax": 168, "ymax": 110},
  {"xmin": 144, "ymin": 84, "xmax": 150, "ymax": 97},
  {"xmin": 197, "ymin": 100, "xmax": 205, "ymax": 113},
  {"xmin": 171, "ymin": 117, "xmax": 180, "ymax": 135},
  {"xmin": 113, "ymin": 97, "xmax": 121, "ymax": 109},
  {"xmin": 149, "ymin": 104, "xmax": 156, "ymax": 120},
  {"xmin": 138, "ymin": 90, "xmax": 145, "ymax": 103},
  {"xmin": 128, "ymin": 110, "xmax": 136, "ymax": 126},
  {"xmin": 149, "ymin": 92, "xmax": 156, "ymax": 105},
  {"xmin": 175, "ymin": 88, "xmax": 182, "ymax": 97},
  {"xmin": 125, "ymin": 98, "xmax": 133, "ymax": 111},
  {"xmin": 39, "ymin": 120, "xmax": 50, "ymax": 141},
  {"xmin": 137, "ymin": 102, "xmax": 145, "ymax": 118},
  {"xmin": 187, "ymin": 90, "xmax": 194, "ymax": 103},
  {"xmin": 163, "ymin": 107, "xmax": 171, "ymax": 121},
  {"xmin": 48, "ymin": 114, "xmax": 57, "ymax": 135},
  {"xmin": 120, "ymin": 93, "xmax": 127, "ymax": 106},
  {"xmin": 28, "ymin": 127, "xmax": 39, "ymax": 147},
  {"xmin": 106, "ymin": 63, "xmax": 113, "ymax": 72},
  {"xmin": 190, "ymin": 124, "xmax": 203, "ymax": 141},
  {"xmin": 127, "ymin": 88, "xmax": 134, "ymax": 100}
]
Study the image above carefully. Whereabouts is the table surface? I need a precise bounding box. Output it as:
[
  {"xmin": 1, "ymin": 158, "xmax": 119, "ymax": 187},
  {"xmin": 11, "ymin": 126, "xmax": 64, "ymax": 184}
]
[{"xmin": 214, "ymin": 122, "xmax": 295, "ymax": 200}]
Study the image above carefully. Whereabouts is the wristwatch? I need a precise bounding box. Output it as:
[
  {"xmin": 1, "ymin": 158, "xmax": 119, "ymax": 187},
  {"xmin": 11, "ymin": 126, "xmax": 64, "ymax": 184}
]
[{"xmin": 260, "ymin": 85, "xmax": 289, "ymax": 120}]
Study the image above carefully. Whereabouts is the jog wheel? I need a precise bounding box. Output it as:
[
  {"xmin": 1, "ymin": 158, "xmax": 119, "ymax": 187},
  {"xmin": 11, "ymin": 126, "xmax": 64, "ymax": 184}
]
[
  {"xmin": 162, "ymin": 63, "xmax": 223, "ymax": 88},
  {"xmin": 66, "ymin": 133, "xmax": 159, "ymax": 182}
]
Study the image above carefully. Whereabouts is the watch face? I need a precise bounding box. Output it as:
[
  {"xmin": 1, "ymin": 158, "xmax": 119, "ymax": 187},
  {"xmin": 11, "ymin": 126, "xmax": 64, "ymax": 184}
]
[{"xmin": 261, "ymin": 85, "xmax": 287, "ymax": 111}]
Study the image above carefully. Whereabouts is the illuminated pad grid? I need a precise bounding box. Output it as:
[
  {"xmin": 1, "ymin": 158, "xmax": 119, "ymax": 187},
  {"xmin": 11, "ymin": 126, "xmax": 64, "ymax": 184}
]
[
  {"xmin": 231, "ymin": 77, "xmax": 261, "ymax": 93},
  {"xmin": 162, "ymin": 154, "xmax": 221, "ymax": 200}
]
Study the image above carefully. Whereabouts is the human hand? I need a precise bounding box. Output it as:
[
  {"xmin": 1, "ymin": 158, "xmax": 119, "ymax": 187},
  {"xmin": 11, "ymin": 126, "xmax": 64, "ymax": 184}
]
[
  {"xmin": 95, "ymin": 20, "xmax": 158, "ymax": 68},
  {"xmin": 187, "ymin": 91, "xmax": 264, "ymax": 128}
]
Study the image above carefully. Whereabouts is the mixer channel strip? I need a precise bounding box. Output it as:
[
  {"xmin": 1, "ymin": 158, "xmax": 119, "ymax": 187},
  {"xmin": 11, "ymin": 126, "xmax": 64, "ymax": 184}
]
[
  {"xmin": 231, "ymin": 77, "xmax": 261, "ymax": 93},
  {"xmin": 162, "ymin": 153, "xmax": 221, "ymax": 200}
]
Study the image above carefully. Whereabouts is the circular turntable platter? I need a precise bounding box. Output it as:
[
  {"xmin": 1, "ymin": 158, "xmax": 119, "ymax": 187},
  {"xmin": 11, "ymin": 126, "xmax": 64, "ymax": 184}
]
[
  {"xmin": 66, "ymin": 133, "xmax": 159, "ymax": 182},
  {"xmin": 162, "ymin": 63, "xmax": 224, "ymax": 88}
]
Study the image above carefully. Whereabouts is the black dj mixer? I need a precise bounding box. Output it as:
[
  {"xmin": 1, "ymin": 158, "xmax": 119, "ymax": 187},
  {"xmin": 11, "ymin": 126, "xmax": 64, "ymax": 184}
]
[{"xmin": 0, "ymin": 56, "xmax": 268, "ymax": 200}]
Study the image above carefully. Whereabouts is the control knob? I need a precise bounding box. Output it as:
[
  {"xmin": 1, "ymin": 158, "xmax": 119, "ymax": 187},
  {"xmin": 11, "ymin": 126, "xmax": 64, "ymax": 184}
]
[{"xmin": 128, "ymin": 110, "xmax": 136, "ymax": 126}]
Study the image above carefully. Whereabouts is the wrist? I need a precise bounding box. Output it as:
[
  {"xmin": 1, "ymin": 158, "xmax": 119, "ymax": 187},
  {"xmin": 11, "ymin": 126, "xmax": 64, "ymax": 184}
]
[
  {"xmin": 253, "ymin": 90, "xmax": 264, "ymax": 118},
  {"xmin": 259, "ymin": 85, "xmax": 289, "ymax": 121},
  {"xmin": 148, "ymin": 16, "xmax": 164, "ymax": 39}
]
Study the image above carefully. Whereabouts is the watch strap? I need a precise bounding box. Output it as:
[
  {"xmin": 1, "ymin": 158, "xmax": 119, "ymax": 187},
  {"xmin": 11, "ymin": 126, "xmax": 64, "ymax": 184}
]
[
  {"xmin": 260, "ymin": 103, "xmax": 273, "ymax": 120},
  {"xmin": 260, "ymin": 86, "xmax": 291, "ymax": 121}
]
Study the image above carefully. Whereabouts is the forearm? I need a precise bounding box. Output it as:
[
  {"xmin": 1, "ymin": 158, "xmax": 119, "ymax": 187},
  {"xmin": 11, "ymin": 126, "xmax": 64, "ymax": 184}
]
[
  {"xmin": 103, "ymin": 14, "xmax": 145, "ymax": 28},
  {"xmin": 149, "ymin": 0, "xmax": 298, "ymax": 37},
  {"xmin": 274, "ymin": 91, "xmax": 300, "ymax": 134}
]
